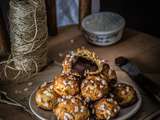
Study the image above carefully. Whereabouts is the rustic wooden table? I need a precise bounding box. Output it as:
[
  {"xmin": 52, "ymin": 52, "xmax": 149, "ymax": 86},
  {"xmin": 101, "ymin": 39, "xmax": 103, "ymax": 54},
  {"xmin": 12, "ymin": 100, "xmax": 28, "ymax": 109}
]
[{"xmin": 0, "ymin": 25, "xmax": 160, "ymax": 120}]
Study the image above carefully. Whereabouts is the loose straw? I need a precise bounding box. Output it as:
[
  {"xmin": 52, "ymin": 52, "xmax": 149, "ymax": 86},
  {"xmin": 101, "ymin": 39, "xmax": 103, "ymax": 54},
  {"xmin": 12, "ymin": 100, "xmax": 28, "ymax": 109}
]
[{"xmin": 0, "ymin": 0, "xmax": 48, "ymax": 82}]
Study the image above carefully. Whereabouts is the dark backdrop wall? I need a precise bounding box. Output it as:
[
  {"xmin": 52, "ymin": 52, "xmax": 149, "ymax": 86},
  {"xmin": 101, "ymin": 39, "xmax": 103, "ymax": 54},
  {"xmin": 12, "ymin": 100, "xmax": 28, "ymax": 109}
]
[
  {"xmin": 100, "ymin": 0, "xmax": 160, "ymax": 37},
  {"xmin": 0, "ymin": 0, "xmax": 160, "ymax": 37},
  {"xmin": 0, "ymin": 0, "xmax": 10, "ymax": 34}
]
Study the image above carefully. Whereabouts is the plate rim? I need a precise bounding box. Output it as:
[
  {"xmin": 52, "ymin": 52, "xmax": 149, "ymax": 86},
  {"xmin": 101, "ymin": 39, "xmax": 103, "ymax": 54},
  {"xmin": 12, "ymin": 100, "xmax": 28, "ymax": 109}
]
[{"xmin": 29, "ymin": 81, "xmax": 142, "ymax": 120}]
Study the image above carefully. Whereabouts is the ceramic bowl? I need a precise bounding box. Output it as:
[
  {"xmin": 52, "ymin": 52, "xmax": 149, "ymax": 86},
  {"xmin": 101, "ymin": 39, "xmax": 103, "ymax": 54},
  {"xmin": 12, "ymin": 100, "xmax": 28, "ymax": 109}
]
[{"xmin": 81, "ymin": 12, "xmax": 125, "ymax": 46}]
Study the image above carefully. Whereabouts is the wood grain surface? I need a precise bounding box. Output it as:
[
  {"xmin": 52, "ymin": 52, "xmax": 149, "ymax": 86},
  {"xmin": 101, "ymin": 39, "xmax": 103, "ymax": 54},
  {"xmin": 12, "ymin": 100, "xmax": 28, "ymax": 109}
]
[
  {"xmin": 0, "ymin": 25, "xmax": 160, "ymax": 120},
  {"xmin": 0, "ymin": 10, "xmax": 9, "ymax": 58},
  {"xmin": 45, "ymin": 0, "xmax": 57, "ymax": 36},
  {"xmin": 48, "ymin": 25, "xmax": 160, "ymax": 74},
  {"xmin": 79, "ymin": 0, "xmax": 92, "ymax": 25}
]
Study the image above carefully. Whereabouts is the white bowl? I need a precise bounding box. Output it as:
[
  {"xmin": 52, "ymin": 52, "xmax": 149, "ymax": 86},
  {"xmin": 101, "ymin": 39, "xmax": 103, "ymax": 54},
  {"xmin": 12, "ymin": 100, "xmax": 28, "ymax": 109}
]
[{"xmin": 81, "ymin": 12, "xmax": 125, "ymax": 46}]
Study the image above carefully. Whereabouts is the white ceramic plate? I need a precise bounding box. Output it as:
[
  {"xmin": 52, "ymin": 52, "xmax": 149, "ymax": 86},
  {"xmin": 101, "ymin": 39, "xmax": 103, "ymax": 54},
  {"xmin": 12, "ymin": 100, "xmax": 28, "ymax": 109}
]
[{"xmin": 29, "ymin": 71, "xmax": 142, "ymax": 120}]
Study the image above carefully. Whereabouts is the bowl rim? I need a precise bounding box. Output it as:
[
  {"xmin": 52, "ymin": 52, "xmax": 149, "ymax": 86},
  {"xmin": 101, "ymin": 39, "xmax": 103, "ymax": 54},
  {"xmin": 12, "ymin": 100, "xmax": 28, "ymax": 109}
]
[{"xmin": 81, "ymin": 12, "xmax": 126, "ymax": 35}]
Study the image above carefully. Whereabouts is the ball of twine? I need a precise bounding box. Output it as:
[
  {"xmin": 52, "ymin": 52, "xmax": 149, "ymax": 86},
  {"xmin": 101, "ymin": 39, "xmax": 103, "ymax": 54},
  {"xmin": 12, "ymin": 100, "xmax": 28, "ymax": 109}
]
[{"xmin": 0, "ymin": 0, "xmax": 48, "ymax": 82}]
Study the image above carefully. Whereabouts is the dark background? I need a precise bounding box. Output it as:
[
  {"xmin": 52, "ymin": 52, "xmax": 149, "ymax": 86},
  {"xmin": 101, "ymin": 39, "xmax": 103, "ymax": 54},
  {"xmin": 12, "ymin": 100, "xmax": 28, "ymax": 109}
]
[
  {"xmin": 1, "ymin": 0, "xmax": 160, "ymax": 37},
  {"xmin": 100, "ymin": 0, "xmax": 160, "ymax": 37}
]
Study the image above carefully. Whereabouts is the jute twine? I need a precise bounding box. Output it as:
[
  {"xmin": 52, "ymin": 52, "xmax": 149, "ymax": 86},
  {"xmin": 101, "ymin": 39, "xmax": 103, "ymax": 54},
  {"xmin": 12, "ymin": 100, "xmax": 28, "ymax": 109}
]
[{"xmin": 0, "ymin": 0, "xmax": 48, "ymax": 82}]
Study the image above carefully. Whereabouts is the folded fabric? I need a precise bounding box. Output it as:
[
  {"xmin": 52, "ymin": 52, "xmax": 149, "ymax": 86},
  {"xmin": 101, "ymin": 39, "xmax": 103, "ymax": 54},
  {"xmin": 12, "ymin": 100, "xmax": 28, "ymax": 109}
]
[{"xmin": 56, "ymin": 0, "xmax": 100, "ymax": 26}]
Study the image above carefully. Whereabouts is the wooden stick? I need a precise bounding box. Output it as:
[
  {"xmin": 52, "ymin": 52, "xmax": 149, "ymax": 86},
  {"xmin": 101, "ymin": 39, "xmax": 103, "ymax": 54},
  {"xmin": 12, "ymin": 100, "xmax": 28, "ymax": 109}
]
[
  {"xmin": 0, "ymin": 10, "xmax": 9, "ymax": 58},
  {"xmin": 79, "ymin": 0, "xmax": 92, "ymax": 26},
  {"xmin": 45, "ymin": 0, "xmax": 57, "ymax": 36}
]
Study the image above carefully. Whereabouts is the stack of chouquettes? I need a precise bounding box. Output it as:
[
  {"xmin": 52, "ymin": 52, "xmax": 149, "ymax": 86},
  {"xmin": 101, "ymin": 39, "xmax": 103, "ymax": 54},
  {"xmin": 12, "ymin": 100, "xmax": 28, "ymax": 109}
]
[{"xmin": 35, "ymin": 48, "xmax": 138, "ymax": 120}]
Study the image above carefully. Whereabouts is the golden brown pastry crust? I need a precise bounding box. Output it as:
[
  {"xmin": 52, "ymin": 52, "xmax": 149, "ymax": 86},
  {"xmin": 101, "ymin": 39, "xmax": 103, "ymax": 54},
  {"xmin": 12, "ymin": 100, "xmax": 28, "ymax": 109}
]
[
  {"xmin": 62, "ymin": 48, "xmax": 103, "ymax": 77},
  {"xmin": 113, "ymin": 83, "xmax": 138, "ymax": 107},
  {"xmin": 100, "ymin": 63, "xmax": 117, "ymax": 87},
  {"xmin": 35, "ymin": 82, "xmax": 59, "ymax": 110},
  {"xmin": 34, "ymin": 48, "xmax": 138, "ymax": 120},
  {"xmin": 53, "ymin": 74, "xmax": 80, "ymax": 96},
  {"xmin": 81, "ymin": 75, "xmax": 108, "ymax": 101},
  {"xmin": 53, "ymin": 97, "xmax": 90, "ymax": 120},
  {"xmin": 94, "ymin": 98, "xmax": 120, "ymax": 120}
]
